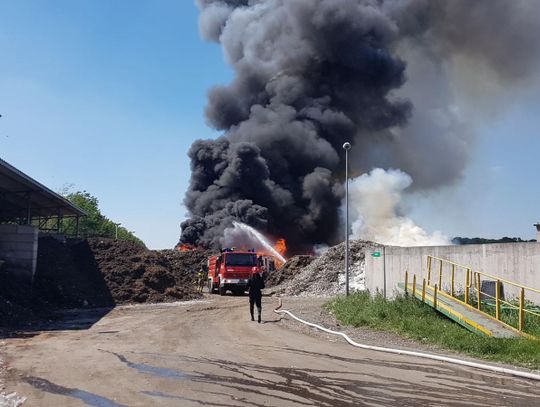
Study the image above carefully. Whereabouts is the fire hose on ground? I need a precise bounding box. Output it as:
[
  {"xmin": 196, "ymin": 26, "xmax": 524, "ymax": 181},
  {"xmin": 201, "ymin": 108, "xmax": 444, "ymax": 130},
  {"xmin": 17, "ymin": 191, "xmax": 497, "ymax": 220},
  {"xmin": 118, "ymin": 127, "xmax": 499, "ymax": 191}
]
[{"xmin": 273, "ymin": 298, "xmax": 540, "ymax": 382}]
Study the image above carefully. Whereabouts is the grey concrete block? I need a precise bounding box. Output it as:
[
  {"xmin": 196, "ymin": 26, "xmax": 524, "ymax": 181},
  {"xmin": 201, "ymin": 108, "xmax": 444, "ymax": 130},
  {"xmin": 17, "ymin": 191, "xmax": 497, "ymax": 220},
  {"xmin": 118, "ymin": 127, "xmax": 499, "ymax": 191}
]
[
  {"xmin": 481, "ymin": 280, "xmax": 505, "ymax": 302},
  {"xmin": 12, "ymin": 250, "xmax": 35, "ymax": 260},
  {"xmin": 0, "ymin": 224, "xmax": 18, "ymax": 234},
  {"xmin": 0, "ymin": 234, "xmax": 36, "ymax": 243},
  {"xmin": 0, "ymin": 241, "xmax": 34, "ymax": 251},
  {"xmin": 16, "ymin": 225, "xmax": 37, "ymax": 234},
  {"xmin": 4, "ymin": 265, "xmax": 33, "ymax": 281},
  {"xmin": 0, "ymin": 224, "xmax": 38, "ymax": 280}
]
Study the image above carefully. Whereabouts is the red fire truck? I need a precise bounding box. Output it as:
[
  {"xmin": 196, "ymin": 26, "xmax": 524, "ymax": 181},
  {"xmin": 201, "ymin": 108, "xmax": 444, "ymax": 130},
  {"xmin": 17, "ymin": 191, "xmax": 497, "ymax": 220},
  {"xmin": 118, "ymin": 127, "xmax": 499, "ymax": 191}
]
[{"xmin": 207, "ymin": 248, "xmax": 259, "ymax": 295}]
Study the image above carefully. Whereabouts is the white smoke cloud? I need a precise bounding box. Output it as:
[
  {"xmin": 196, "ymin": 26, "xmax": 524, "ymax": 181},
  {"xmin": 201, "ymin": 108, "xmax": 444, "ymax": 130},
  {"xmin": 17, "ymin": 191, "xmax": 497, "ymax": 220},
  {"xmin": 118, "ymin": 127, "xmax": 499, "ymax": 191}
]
[
  {"xmin": 221, "ymin": 223, "xmax": 254, "ymax": 249},
  {"xmin": 221, "ymin": 222, "xmax": 286, "ymax": 262},
  {"xmin": 313, "ymin": 243, "xmax": 329, "ymax": 256},
  {"xmin": 347, "ymin": 168, "xmax": 450, "ymax": 246}
]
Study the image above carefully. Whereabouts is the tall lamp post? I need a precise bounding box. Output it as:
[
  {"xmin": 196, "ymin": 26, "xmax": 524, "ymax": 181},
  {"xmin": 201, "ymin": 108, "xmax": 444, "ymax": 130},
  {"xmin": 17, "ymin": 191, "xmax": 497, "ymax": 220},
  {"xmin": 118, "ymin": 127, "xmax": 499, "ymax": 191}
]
[
  {"xmin": 114, "ymin": 223, "xmax": 121, "ymax": 240},
  {"xmin": 343, "ymin": 142, "xmax": 351, "ymax": 296}
]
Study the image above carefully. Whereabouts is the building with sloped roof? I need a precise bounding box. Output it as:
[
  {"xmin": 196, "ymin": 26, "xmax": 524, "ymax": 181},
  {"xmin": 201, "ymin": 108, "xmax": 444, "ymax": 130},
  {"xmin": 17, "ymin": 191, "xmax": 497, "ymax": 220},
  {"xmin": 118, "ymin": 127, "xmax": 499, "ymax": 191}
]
[{"xmin": 0, "ymin": 158, "xmax": 85, "ymax": 280}]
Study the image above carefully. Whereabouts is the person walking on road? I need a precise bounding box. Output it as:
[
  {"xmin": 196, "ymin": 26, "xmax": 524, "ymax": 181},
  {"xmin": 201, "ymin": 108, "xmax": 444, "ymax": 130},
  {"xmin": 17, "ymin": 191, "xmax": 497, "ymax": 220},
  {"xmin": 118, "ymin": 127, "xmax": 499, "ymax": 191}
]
[{"xmin": 247, "ymin": 270, "xmax": 265, "ymax": 323}]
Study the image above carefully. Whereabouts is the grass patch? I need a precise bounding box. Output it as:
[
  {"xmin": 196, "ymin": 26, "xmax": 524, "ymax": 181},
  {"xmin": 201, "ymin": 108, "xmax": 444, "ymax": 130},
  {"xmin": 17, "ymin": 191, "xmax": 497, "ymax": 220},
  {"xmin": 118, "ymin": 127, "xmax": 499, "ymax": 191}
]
[{"xmin": 327, "ymin": 292, "xmax": 540, "ymax": 369}]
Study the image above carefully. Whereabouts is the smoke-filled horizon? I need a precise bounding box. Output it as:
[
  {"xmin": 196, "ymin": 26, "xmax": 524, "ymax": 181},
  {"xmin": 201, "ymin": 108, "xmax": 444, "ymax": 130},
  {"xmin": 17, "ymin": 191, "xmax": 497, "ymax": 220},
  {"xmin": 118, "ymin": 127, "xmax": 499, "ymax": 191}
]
[
  {"xmin": 348, "ymin": 168, "xmax": 450, "ymax": 246},
  {"xmin": 180, "ymin": 0, "xmax": 540, "ymax": 252}
]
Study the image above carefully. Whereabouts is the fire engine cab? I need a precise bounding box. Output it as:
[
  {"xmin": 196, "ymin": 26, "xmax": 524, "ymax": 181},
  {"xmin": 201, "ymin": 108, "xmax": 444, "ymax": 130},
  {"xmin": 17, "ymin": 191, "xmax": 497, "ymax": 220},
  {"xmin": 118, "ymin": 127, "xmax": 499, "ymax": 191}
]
[{"xmin": 207, "ymin": 248, "xmax": 259, "ymax": 295}]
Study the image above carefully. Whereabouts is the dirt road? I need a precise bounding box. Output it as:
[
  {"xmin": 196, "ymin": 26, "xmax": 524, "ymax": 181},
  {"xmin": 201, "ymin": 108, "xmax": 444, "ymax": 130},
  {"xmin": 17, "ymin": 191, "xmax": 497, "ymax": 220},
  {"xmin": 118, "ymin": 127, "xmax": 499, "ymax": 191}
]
[{"xmin": 2, "ymin": 296, "xmax": 540, "ymax": 406}]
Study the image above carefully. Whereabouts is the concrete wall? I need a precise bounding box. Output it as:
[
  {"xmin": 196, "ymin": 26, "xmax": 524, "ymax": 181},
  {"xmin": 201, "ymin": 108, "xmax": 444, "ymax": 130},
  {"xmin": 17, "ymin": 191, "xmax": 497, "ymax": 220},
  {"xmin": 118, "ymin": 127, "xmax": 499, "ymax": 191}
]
[
  {"xmin": 0, "ymin": 224, "xmax": 39, "ymax": 280},
  {"xmin": 365, "ymin": 242, "xmax": 540, "ymax": 303}
]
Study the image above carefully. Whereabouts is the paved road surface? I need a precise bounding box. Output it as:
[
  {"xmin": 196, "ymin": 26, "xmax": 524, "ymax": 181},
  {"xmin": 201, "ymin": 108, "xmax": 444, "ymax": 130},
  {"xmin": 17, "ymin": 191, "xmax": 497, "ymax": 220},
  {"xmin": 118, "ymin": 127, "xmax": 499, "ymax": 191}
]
[{"xmin": 2, "ymin": 296, "xmax": 540, "ymax": 406}]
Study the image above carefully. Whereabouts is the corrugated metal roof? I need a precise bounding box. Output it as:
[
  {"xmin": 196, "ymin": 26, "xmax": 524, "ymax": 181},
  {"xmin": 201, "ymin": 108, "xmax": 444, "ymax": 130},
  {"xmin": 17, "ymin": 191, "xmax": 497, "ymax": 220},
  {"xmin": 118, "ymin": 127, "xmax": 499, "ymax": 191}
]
[{"xmin": 0, "ymin": 158, "xmax": 86, "ymax": 221}]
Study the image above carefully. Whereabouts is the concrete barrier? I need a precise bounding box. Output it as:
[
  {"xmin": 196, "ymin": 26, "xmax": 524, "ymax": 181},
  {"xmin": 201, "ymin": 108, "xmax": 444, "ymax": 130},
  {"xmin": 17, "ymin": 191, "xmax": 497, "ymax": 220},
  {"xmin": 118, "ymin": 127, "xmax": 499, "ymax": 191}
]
[
  {"xmin": 364, "ymin": 242, "xmax": 540, "ymax": 303},
  {"xmin": 0, "ymin": 224, "xmax": 39, "ymax": 280}
]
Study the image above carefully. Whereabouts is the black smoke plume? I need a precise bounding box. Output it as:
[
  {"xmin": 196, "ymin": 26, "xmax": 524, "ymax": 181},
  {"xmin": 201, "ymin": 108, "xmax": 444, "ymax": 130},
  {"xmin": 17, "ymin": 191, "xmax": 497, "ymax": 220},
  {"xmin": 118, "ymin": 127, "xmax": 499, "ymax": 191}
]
[{"xmin": 180, "ymin": 0, "xmax": 540, "ymax": 252}]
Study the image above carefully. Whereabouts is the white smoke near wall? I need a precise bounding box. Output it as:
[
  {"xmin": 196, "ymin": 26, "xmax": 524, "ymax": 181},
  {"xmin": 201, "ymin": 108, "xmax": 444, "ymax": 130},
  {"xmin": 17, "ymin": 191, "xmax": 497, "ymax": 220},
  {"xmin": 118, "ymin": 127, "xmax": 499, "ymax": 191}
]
[
  {"xmin": 313, "ymin": 244, "xmax": 329, "ymax": 256},
  {"xmin": 348, "ymin": 168, "xmax": 450, "ymax": 247}
]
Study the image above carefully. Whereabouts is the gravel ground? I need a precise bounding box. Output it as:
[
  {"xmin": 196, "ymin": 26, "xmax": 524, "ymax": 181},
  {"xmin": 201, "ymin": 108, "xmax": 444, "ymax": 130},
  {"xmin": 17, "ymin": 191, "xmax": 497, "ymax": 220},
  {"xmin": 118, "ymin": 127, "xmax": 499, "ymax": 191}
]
[
  {"xmin": 0, "ymin": 339, "xmax": 25, "ymax": 406},
  {"xmin": 0, "ymin": 345, "xmax": 4, "ymax": 392}
]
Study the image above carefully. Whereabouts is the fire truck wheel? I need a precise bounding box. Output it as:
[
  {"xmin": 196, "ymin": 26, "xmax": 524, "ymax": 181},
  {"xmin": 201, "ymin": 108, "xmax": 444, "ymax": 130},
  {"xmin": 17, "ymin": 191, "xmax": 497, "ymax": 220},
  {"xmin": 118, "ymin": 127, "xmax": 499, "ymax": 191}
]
[{"xmin": 219, "ymin": 285, "xmax": 226, "ymax": 296}]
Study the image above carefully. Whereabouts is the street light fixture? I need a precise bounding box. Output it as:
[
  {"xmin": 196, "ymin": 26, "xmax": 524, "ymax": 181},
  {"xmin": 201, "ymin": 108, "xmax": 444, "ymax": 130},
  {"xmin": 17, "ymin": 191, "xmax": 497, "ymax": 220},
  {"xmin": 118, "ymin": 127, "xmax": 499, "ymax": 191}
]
[
  {"xmin": 114, "ymin": 223, "xmax": 121, "ymax": 240},
  {"xmin": 343, "ymin": 142, "xmax": 351, "ymax": 296}
]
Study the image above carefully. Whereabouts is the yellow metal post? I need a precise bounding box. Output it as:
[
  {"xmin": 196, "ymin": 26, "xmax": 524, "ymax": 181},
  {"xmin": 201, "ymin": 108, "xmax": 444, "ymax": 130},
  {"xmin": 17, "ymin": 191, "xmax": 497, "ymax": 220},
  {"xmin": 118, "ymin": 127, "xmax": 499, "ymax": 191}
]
[
  {"xmin": 422, "ymin": 279, "xmax": 426, "ymax": 302},
  {"xmin": 519, "ymin": 287, "xmax": 525, "ymax": 331},
  {"xmin": 495, "ymin": 280, "xmax": 500, "ymax": 320},
  {"xmin": 476, "ymin": 273, "xmax": 481, "ymax": 311},
  {"xmin": 427, "ymin": 256, "xmax": 432, "ymax": 285},
  {"xmin": 412, "ymin": 274, "xmax": 417, "ymax": 297},
  {"xmin": 438, "ymin": 260, "xmax": 443, "ymax": 288},
  {"xmin": 433, "ymin": 284, "xmax": 438, "ymax": 308},
  {"xmin": 404, "ymin": 271, "xmax": 409, "ymax": 295},
  {"xmin": 451, "ymin": 264, "xmax": 455, "ymax": 297},
  {"xmin": 465, "ymin": 269, "xmax": 470, "ymax": 305}
]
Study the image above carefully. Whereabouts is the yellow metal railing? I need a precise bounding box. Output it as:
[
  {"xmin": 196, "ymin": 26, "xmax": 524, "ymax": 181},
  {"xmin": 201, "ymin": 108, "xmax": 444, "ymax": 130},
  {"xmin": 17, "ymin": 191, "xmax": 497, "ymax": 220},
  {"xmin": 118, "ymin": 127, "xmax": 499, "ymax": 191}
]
[
  {"xmin": 408, "ymin": 256, "xmax": 540, "ymax": 336},
  {"xmin": 404, "ymin": 270, "xmax": 441, "ymax": 311}
]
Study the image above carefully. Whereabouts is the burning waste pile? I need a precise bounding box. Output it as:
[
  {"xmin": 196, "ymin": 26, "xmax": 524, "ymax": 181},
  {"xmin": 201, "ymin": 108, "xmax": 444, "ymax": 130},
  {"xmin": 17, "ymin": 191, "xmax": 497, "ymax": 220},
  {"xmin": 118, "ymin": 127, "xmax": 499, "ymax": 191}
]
[
  {"xmin": 269, "ymin": 240, "xmax": 381, "ymax": 297},
  {"xmin": 179, "ymin": 0, "xmax": 540, "ymax": 256},
  {"xmin": 208, "ymin": 221, "xmax": 377, "ymax": 297},
  {"xmin": 265, "ymin": 255, "xmax": 315, "ymax": 287}
]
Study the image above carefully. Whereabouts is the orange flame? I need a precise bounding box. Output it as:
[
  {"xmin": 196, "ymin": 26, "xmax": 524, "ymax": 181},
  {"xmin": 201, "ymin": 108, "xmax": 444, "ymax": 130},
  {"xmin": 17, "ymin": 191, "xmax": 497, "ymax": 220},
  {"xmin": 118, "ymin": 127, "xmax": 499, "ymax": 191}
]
[
  {"xmin": 274, "ymin": 238, "xmax": 287, "ymax": 258},
  {"xmin": 177, "ymin": 244, "xmax": 195, "ymax": 252}
]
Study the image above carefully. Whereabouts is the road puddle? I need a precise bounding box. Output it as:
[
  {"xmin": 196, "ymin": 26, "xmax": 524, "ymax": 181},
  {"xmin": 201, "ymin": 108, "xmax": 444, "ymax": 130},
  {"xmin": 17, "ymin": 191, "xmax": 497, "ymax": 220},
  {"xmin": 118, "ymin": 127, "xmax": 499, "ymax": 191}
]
[
  {"xmin": 24, "ymin": 376, "xmax": 127, "ymax": 407},
  {"xmin": 103, "ymin": 350, "xmax": 192, "ymax": 380}
]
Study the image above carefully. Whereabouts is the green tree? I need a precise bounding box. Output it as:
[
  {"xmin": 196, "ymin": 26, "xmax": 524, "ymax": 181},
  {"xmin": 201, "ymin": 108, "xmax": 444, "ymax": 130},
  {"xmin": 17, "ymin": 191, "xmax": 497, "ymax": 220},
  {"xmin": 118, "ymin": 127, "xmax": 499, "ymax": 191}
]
[
  {"xmin": 452, "ymin": 236, "xmax": 534, "ymax": 245},
  {"xmin": 63, "ymin": 190, "xmax": 146, "ymax": 247}
]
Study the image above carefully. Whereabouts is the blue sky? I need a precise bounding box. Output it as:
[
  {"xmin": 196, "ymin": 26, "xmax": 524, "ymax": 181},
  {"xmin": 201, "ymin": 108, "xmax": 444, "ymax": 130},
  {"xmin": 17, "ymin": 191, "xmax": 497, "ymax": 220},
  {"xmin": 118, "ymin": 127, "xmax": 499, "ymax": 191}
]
[
  {"xmin": 0, "ymin": 1, "xmax": 232, "ymax": 248},
  {"xmin": 0, "ymin": 1, "xmax": 539, "ymax": 248}
]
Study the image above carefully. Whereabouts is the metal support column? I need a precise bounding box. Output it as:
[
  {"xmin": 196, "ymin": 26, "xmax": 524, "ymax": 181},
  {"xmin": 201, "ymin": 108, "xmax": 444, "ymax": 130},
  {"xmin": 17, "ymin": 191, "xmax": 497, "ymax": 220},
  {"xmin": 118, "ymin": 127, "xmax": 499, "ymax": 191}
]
[
  {"xmin": 26, "ymin": 192, "xmax": 32, "ymax": 225},
  {"xmin": 343, "ymin": 142, "xmax": 351, "ymax": 297}
]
